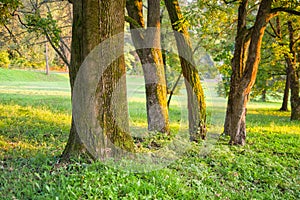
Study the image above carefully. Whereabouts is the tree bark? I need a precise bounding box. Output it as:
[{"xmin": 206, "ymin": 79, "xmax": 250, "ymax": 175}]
[
  {"xmin": 126, "ymin": 0, "xmax": 170, "ymax": 133},
  {"xmin": 61, "ymin": 0, "xmax": 86, "ymax": 160},
  {"xmin": 164, "ymin": 0, "xmax": 207, "ymax": 141},
  {"xmin": 224, "ymin": 0, "xmax": 273, "ymax": 145},
  {"xmin": 261, "ymin": 88, "xmax": 267, "ymax": 102},
  {"xmin": 62, "ymin": 0, "xmax": 134, "ymax": 160},
  {"xmin": 286, "ymin": 20, "xmax": 300, "ymax": 120},
  {"xmin": 45, "ymin": 40, "xmax": 49, "ymax": 75},
  {"xmin": 280, "ymin": 66, "xmax": 290, "ymax": 111},
  {"xmin": 274, "ymin": 16, "xmax": 290, "ymax": 111}
]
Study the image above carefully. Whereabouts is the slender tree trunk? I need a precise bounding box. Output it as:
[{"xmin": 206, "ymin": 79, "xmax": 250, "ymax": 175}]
[
  {"xmin": 45, "ymin": 41, "xmax": 49, "ymax": 75},
  {"xmin": 224, "ymin": 0, "xmax": 273, "ymax": 145},
  {"xmin": 62, "ymin": 0, "xmax": 134, "ymax": 160},
  {"xmin": 276, "ymin": 16, "xmax": 290, "ymax": 112},
  {"xmin": 287, "ymin": 21, "xmax": 300, "ymax": 120},
  {"xmin": 164, "ymin": 0, "xmax": 207, "ymax": 141},
  {"xmin": 126, "ymin": 0, "xmax": 170, "ymax": 133},
  {"xmin": 280, "ymin": 66, "xmax": 290, "ymax": 111},
  {"xmin": 160, "ymin": 9, "xmax": 170, "ymax": 96},
  {"xmin": 167, "ymin": 72, "xmax": 182, "ymax": 107},
  {"xmin": 261, "ymin": 88, "xmax": 267, "ymax": 102}
]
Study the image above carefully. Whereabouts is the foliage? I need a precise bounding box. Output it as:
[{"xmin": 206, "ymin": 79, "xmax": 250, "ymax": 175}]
[
  {"xmin": 0, "ymin": 0, "xmax": 71, "ymax": 70},
  {"xmin": 0, "ymin": 0, "xmax": 21, "ymax": 24},
  {"xmin": 165, "ymin": 52, "xmax": 183, "ymax": 92},
  {"xmin": 0, "ymin": 50, "xmax": 10, "ymax": 68},
  {"xmin": 183, "ymin": 0, "xmax": 237, "ymax": 60},
  {"xmin": 125, "ymin": 52, "xmax": 143, "ymax": 75},
  {"xmin": 25, "ymin": 12, "xmax": 61, "ymax": 47},
  {"xmin": 0, "ymin": 69, "xmax": 299, "ymax": 199},
  {"xmin": 216, "ymin": 63, "xmax": 231, "ymax": 97}
]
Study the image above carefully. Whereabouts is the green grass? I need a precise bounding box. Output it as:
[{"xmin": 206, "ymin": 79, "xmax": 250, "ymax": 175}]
[
  {"xmin": 0, "ymin": 68, "xmax": 69, "ymax": 82},
  {"xmin": 0, "ymin": 69, "xmax": 299, "ymax": 199}
]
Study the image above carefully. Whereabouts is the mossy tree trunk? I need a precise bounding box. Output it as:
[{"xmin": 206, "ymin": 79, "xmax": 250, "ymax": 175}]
[
  {"xmin": 164, "ymin": 0, "xmax": 206, "ymax": 141},
  {"xmin": 62, "ymin": 0, "xmax": 134, "ymax": 161},
  {"xmin": 61, "ymin": 0, "xmax": 86, "ymax": 160},
  {"xmin": 224, "ymin": 0, "xmax": 273, "ymax": 145},
  {"xmin": 126, "ymin": 0, "xmax": 170, "ymax": 133},
  {"xmin": 287, "ymin": 20, "xmax": 300, "ymax": 120}
]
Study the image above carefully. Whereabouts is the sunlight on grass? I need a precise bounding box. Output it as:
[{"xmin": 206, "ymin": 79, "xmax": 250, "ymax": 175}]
[
  {"xmin": 0, "ymin": 70, "xmax": 299, "ymax": 199},
  {"xmin": 0, "ymin": 89, "xmax": 70, "ymax": 96},
  {"xmin": 0, "ymin": 103, "xmax": 70, "ymax": 160}
]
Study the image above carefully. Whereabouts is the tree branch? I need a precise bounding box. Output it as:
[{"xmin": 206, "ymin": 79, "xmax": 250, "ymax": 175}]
[
  {"xmin": 268, "ymin": 21, "xmax": 281, "ymax": 38},
  {"xmin": 60, "ymin": 38, "xmax": 71, "ymax": 53},
  {"xmin": 223, "ymin": 0, "xmax": 239, "ymax": 4},
  {"xmin": 295, "ymin": 35, "xmax": 300, "ymax": 44},
  {"xmin": 45, "ymin": 31, "xmax": 70, "ymax": 68},
  {"xmin": 12, "ymin": 12, "xmax": 28, "ymax": 28},
  {"xmin": 125, "ymin": 15, "xmax": 143, "ymax": 29},
  {"xmin": 3, "ymin": 24, "xmax": 23, "ymax": 57},
  {"xmin": 167, "ymin": 71, "xmax": 182, "ymax": 108},
  {"xmin": 271, "ymin": 8, "xmax": 300, "ymax": 16},
  {"xmin": 265, "ymin": 29, "xmax": 277, "ymax": 38}
]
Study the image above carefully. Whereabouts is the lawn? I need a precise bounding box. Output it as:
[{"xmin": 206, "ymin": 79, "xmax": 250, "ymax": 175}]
[{"xmin": 0, "ymin": 69, "xmax": 299, "ymax": 199}]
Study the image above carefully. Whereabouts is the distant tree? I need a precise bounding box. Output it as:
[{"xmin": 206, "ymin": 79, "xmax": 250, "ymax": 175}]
[
  {"xmin": 0, "ymin": 0, "xmax": 72, "ymax": 70},
  {"xmin": 273, "ymin": 16, "xmax": 291, "ymax": 111},
  {"xmin": 62, "ymin": 0, "xmax": 135, "ymax": 160},
  {"xmin": 0, "ymin": 0, "xmax": 21, "ymax": 25},
  {"xmin": 22, "ymin": 0, "xmax": 71, "ymax": 68},
  {"xmin": 0, "ymin": 0, "xmax": 23, "ymax": 59}
]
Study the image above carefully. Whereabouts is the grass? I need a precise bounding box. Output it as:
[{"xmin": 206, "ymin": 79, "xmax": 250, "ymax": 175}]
[{"xmin": 0, "ymin": 68, "xmax": 299, "ymax": 199}]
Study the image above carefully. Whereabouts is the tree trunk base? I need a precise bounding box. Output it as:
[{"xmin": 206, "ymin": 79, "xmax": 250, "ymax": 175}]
[
  {"xmin": 60, "ymin": 120, "xmax": 91, "ymax": 162},
  {"xmin": 279, "ymin": 107, "xmax": 288, "ymax": 112},
  {"xmin": 291, "ymin": 104, "xmax": 300, "ymax": 120}
]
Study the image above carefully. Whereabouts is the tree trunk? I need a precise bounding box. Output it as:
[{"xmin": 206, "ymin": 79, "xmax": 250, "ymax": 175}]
[
  {"xmin": 62, "ymin": 0, "xmax": 134, "ymax": 160},
  {"xmin": 287, "ymin": 21, "xmax": 300, "ymax": 120},
  {"xmin": 276, "ymin": 16, "xmax": 290, "ymax": 112},
  {"xmin": 224, "ymin": 0, "xmax": 273, "ymax": 145},
  {"xmin": 45, "ymin": 41, "xmax": 49, "ymax": 75},
  {"xmin": 61, "ymin": 0, "xmax": 86, "ymax": 160},
  {"xmin": 289, "ymin": 62, "xmax": 300, "ymax": 120},
  {"xmin": 261, "ymin": 88, "xmax": 267, "ymax": 102},
  {"xmin": 126, "ymin": 0, "xmax": 170, "ymax": 133},
  {"xmin": 164, "ymin": 0, "xmax": 207, "ymax": 141},
  {"xmin": 160, "ymin": 9, "xmax": 170, "ymax": 96},
  {"xmin": 279, "ymin": 67, "xmax": 290, "ymax": 111}
]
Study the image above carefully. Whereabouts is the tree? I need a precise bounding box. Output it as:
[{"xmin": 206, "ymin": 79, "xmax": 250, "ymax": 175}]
[
  {"xmin": 273, "ymin": 16, "xmax": 291, "ymax": 111},
  {"xmin": 126, "ymin": 0, "xmax": 170, "ymax": 134},
  {"xmin": 62, "ymin": 0, "xmax": 135, "ymax": 160},
  {"xmin": 164, "ymin": 0, "xmax": 207, "ymax": 140},
  {"xmin": 23, "ymin": 0, "xmax": 71, "ymax": 68},
  {"xmin": 0, "ymin": 0, "xmax": 72, "ymax": 70},
  {"xmin": 0, "ymin": 0, "xmax": 21, "ymax": 25},
  {"xmin": 224, "ymin": 0, "xmax": 274, "ymax": 145},
  {"xmin": 264, "ymin": 15, "xmax": 293, "ymax": 111},
  {"xmin": 224, "ymin": 0, "xmax": 300, "ymax": 145},
  {"xmin": 286, "ymin": 18, "xmax": 300, "ymax": 120}
]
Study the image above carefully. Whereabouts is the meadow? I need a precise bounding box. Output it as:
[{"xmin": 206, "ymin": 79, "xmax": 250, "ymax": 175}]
[{"xmin": 0, "ymin": 68, "xmax": 299, "ymax": 199}]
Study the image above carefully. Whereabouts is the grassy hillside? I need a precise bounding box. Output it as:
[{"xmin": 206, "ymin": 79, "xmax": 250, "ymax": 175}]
[{"xmin": 0, "ymin": 68, "xmax": 69, "ymax": 82}]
